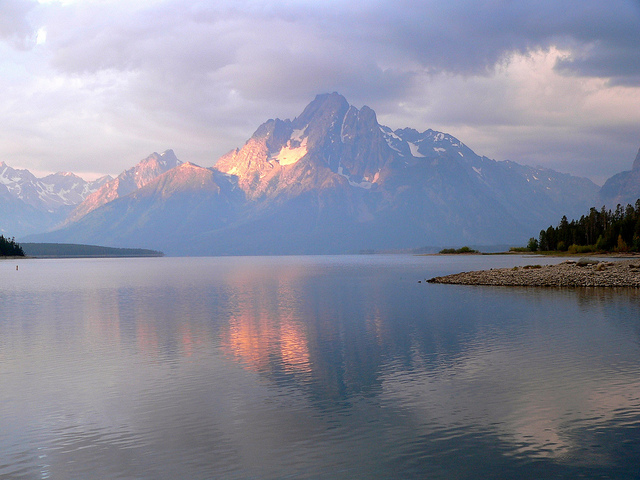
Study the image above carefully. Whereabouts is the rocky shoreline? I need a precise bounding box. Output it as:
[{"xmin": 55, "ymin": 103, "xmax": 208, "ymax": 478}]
[{"xmin": 427, "ymin": 258, "xmax": 640, "ymax": 287}]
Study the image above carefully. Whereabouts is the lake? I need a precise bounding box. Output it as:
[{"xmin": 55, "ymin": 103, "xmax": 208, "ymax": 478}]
[{"xmin": 1, "ymin": 255, "xmax": 639, "ymax": 479}]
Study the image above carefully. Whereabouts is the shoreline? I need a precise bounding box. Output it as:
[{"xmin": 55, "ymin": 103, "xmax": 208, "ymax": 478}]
[{"xmin": 427, "ymin": 258, "xmax": 640, "ymax": 287}]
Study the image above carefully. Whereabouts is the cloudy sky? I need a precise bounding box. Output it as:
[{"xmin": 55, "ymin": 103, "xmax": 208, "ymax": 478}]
[{"xmin": 1, "ymin": 0, "xmax": 639, "ymax": 184}]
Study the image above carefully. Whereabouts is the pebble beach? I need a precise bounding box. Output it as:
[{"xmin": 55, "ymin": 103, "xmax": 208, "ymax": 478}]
[{"xmin": 427, "ymin": 258, "xmax": 640, "ymax": 287}]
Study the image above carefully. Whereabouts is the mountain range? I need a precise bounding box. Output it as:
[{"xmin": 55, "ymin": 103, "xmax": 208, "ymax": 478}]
[
  {"xmin": 0, "ymin": 162, "xmax": 110, "ymax": 238},
  {"xmin": 9, "ymin": 92, "xmax": 638, "ymax": 255}
]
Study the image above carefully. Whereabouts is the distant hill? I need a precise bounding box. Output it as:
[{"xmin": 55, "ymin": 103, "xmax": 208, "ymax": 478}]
[{"xmin": 21, "ymin": 243, "xmax": 163, "ymax": 258}]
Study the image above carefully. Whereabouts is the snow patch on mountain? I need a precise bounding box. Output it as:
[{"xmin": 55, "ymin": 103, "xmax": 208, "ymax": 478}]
[
  {"xmin": 384, "ymin": 140, "xmax": 403, "ymax": 155},
  {"xmin": 337, "ymin": 165, "xmax": 376, "ymax": 189},
  {"xmin": 341, "ymin": 106, "xmax": 356, "ymax": 142},
  {"xmin": 0, "ymin": 171, "xmax": 23, "ymax": 185},
  {"xmin": 408, "ymin": 142, "xmax": 425, "ymax": 157},
  {"xmin": 382, "ymin": 127, "xmax": 401, "ymax": 141},
  {"xmin": 275, "ymin": 143, "xmax": 308, "ymax": 166},
  {"xmin": 380, "ymin": 127, "xmax": 407, "ymax": 156},
  {"xmin": 291, "ymin": 128, "xmax": 306, "ymax": 142},
  {"xmin": 271, "ymin": 128, "xmax": 308, "ymax": 166}
]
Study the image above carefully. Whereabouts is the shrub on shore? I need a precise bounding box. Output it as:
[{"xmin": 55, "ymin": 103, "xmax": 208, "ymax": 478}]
[
  {"xmin": 567, "ymin": 244, "xmax": 596, "ymax": 254},
  {"xmin": 439, "ymin": 246, "xmax": 478, "ymax": 254}
]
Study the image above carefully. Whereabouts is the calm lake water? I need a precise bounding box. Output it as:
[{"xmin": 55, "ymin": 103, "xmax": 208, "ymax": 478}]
[{"xmin": 1, "ymin": 255, "xmax": 639, "ymax": 479}]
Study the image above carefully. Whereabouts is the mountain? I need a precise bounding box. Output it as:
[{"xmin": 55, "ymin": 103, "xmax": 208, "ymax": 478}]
[
  {"xmin": 26, "ymin": 93, "xmax": 600, "ymax": 254},
  {"xmin": 31, "ymin": 162, "xmax": 243, "ymax": 254},
  {"xmin": 0, "ymin": 162, "xmax": 110, "ymax": 237},
  {"xmin": 64, "ymin": 149, "xmax": 182, "ymax": 224},
  {"xmin": 600, "ymin": 147, "xmax": 640, "ymax": 207},
  {"xmin": 205, "ymin": 93, "xmax": 599, "ymax": 253}
]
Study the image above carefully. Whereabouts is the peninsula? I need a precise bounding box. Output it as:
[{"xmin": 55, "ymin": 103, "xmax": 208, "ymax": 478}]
[{"xmin": 427, "ymin": 258, "xmax": 640, "ymax": 287}]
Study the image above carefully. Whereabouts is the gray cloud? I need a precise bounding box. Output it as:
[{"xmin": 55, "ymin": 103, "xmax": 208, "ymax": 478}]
[
  {"xmin": 42, "ymin": 0, "xmax": 640, "ymax": 111},
  {"xmin": 0, "ymin": 0, "xmax": 36, "ymax": 49},
  {"xmin": 557, "ymin": 43, "xmax": 640, "ymax": 86},
  {"xmin": 0, "ymin": 0, "xmax": 639, "ymax": 181},
  {"xmin": 317, "ymin": 0, "xmax": 640, "ymax": 81}
]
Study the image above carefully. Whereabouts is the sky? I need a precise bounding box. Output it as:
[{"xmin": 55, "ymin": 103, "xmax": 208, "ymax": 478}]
[{"xmin": 1, "ymin": 0, "xmax": 639, "ymax": 184}]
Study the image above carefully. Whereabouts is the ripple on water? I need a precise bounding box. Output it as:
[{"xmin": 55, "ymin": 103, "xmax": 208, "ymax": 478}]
[{"xmin": 2, "ymin": 256, "xmax": 640, "ymax": 479}]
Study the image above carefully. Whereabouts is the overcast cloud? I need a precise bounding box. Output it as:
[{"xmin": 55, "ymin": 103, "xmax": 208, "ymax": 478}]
[{"xmin": 1, "ymin": 0, "xmax": 639, "ymax": 184}]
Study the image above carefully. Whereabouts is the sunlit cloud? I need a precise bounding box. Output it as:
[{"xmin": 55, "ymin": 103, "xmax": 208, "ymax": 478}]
[{"xmin": 35, "ymin": 27, "xmax": 46, "ymax": 44}]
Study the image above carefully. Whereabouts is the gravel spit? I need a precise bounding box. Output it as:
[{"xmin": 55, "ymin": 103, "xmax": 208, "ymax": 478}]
[{"xmin": 427, "ymin": 258, "xmax": 640, "ymax": 287}]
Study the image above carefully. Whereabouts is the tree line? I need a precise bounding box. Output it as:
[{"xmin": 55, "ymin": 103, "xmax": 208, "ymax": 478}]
[
  {"xmin": 0, "ymin": 235, "xmax": 25, "ymax": 256},
  {"xmin": 529, "ymin": 200, "xmax": 640, "ymax": 253}
]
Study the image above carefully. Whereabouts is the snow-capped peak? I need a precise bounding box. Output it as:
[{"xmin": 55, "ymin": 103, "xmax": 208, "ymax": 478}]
[{"xmin": 0, "ymin": 161, "xmax": 110, "ymax": 211}]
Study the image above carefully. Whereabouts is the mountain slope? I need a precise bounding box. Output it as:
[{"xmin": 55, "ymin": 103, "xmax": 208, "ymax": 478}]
[
  {"xmin": 30, "ymin": 93, "xmax": 600, "ymax": 254},
  {"xmin": 209, "ymin": 93, "xmax": 598, "ymax": 251},
  {"xmin": 33, "ymin": 163, "xmax": 242, "ymax": 254},
  {"xmin": 64, "ymin": 149, "xmax": 182, "ymax": 225},
  {"xmin": 600, "ymin": 147, "xmax": 640, "ymax": 207}
]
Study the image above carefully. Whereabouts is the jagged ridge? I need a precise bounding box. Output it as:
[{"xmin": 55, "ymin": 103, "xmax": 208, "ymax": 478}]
[{"xmin": 24, "ymin": 93, "xmax": 603, "ymax": 255}]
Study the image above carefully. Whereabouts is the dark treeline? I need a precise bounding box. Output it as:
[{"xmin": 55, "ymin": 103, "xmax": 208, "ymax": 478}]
[
  {"xmin": 532, "ymin": 200, "xmax": 640, "ymax": 253},
  {"xmin": 0, "ymin": 235, "xmax": 25, "ymax": 256},
  {"xmin": 21, "ymin": 243, "xmax": 163, "ymax": 257}
]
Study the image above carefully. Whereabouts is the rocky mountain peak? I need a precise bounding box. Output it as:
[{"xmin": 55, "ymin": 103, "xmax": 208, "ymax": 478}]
[
  {"xmin": 24, "ymin": 93, "xmax": 604, "ymax": 254},
  {"xmin": 133, "ymin": 150, "xmax": 181, "ymax": 185},
  {"xmin": 214, "ymin": 93, "xmax": 396, "ymax": 197},
  {"xmin": 146, "ymin": 149, "xmax": 179, "ymax": 165},
  {"xmin": 292, "ymin": 92, "xmax": 350, "ymax": 130},
  {"xmin": 134, "ymin": 162, "xmax": 223, "ymax": 199},
  {"xmin": 64, "ymin": 149, "xmax": 183, "ymax": 224},
  {"xmin": 0, "ymin": 162, "xmax": 37, "ymax": 182},
  {"xmin": 0, "ymin": 161, "xmax": 106, "ymax": 212},
  {"xmin": 41, "ymin": 171, "xmax": 82, "ymax": 183},
  {"xmin": 0, "ymin": 160, "xmax": 113, "ymax": 237}
]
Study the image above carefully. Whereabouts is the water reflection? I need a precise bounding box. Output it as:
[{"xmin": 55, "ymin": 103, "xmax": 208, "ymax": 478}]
[
  {"xmin": 1, "ymin": 256, "xmax": 639, "ymax": 479},
  {"xmin": 219, "ymin": 266, "xmax": 312, "ymax": 376},
  {"xmin": 215, "ymin": 265, "xmax": 640, "ymax": 474}
]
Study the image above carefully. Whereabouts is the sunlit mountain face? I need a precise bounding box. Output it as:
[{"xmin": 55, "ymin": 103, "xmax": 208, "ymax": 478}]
[
  {"xmin": 64, "ymin": 150, "xmax": 182, "ymax": 225},
  {"xmin": 25, "ymin": 93, "xmax": 600, "ymax": 254}
]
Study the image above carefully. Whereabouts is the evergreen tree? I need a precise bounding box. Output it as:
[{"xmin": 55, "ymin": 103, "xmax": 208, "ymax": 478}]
[
  {"xmin": 532, "ymin": 199, "xmax": 640, "ymax": 253},
  {"xmin": 0, "ymin": 236, "xmax": 25, "ymax": 256}
]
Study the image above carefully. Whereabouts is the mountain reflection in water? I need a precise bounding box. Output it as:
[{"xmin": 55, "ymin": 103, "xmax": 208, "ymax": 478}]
[{"xmin": 0, "ymin": 255, "xmax": 639, "ymax": 479}]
